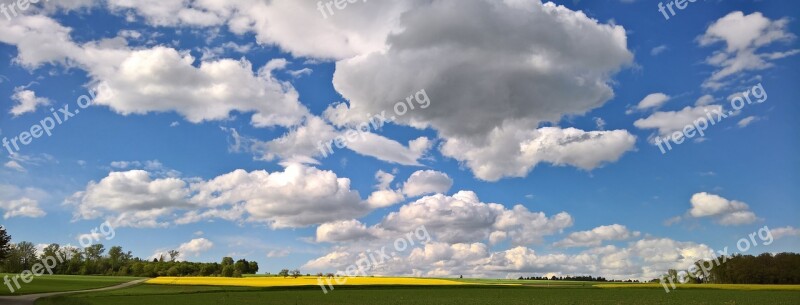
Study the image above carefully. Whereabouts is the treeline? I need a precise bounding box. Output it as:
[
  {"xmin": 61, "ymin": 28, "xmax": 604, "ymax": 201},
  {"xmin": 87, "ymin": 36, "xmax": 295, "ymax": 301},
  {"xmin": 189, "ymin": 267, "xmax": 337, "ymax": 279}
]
[
  {"xmin": 0, "ymin": 227, "xmax": 259, "ymax": 277},
  {"xmin": 517, "ymin": 275, "xmax": 641, "ymax": 282},
  {"xmin": 1, "ymin": 242, "xmax": 259, "ymax": 277},
  {"xmin": 518, "ymin": 275, "xmax": 610, "ymax": 282},
  {"xmin": 671, "ymin": 252, "xmax": 800, "ymax": 284}
]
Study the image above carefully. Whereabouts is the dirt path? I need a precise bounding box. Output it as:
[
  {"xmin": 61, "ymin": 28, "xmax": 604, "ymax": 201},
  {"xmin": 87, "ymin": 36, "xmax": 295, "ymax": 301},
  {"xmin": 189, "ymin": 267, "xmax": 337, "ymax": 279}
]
[{"xmin": 0, "ymin": 279, "xmax": 147, "ymax": 305}]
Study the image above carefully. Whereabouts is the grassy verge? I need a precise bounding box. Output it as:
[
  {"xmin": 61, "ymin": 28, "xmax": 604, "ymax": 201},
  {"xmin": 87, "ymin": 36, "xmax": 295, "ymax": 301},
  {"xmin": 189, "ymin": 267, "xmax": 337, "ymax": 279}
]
[{"xmin": 0, "ymin": 274, "xmax": 143, "ymax": 296}]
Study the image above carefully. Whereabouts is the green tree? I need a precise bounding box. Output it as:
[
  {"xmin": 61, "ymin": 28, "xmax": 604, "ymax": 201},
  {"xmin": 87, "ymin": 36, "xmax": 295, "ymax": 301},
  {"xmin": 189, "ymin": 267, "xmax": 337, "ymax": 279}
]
[
  {"xmin": 278, "ymin": 269, "xmax": 290, "ymax": 278},
  {"xmin": 222, "ymin": 265, "xmax": 235, "ymax": 277},
  {"xmin": 0, "ymin": 226, "xmax": 11, "ymax": 261},
  {"xmin": 131, "ymin": 262, "xmax": 144, "ymax": 276},
  {"xmin": 234, "ymin": 259, "xmax": 250, "ymax": 274},
  {"xmin": 221, "ymin": 257, "xmax": 234, "ymax": 266},
  {"xmin": 108, "ymin": 246, "xmax": 124, "ymax": 271},
  {"xmin": 85, "ymin": 244, "xmax": 105, "ymax": 260},
  {"xmin": 16, "ymin": 241, "xmax": 38, "ymax": 270},
  {"xmin": 167, "ymin": 266, "xmax": 179, "ymax": 276},
  {"xmin": 168, "ymin": 250, "xmax": 180, "ymax": 262}
]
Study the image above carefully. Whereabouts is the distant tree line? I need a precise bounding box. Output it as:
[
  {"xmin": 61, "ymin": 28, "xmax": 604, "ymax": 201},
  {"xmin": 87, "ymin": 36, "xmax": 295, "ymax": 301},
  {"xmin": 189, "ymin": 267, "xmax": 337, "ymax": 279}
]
[
  {"xmin": 0, "ymin": 226, "xmax": 258, "ymax": 278},
  {"xmin": 521, "ymin": 253, "xmax": 800, "ymax": 285},
  {"xmin": 517, "ymin": 275, "xmax": 641, "ymax": 282},
  {"xmin": 658, "ymin": 253, "xmax": 800, "ymax": 284},
  {"xmin": 518, "ymin": 275, "xmax": 610, "ymax": 282}
]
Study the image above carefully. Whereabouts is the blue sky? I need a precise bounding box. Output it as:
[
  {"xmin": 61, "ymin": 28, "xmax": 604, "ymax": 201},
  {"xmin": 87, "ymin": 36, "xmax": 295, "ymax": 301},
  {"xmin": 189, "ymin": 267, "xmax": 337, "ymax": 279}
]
[{"xmin": 0, "ymin": 0, "xmax": 798, "ymax": 279}]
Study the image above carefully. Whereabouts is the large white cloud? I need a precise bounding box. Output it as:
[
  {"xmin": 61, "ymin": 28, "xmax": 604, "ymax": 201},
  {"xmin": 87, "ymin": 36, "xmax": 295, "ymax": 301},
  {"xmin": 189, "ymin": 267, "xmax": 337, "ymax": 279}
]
[
  {"xmin": 441, "ymin": 127, "xmax": 636, "ymax": 181},
  {"xmin": 188, "ymin": 164, "xmax": 369, "ymax": 229},
  {"xmin": 379, "ymin": 191, "xmax": 572, "ymax": 245},
  {"xmin": 313, "ymin": 190, "xmax": 573, "ymax": 247},
  {"xmin": 402, "ymin": 170, "xmax": 453, "ymax": 197},
  {"xmin": 771, "ymin": 226, "xmax": 800, "ymax": 240},
  {"xmin": 633, "ymin": 105, "xmax": 723, "ymax": 139},
  {"xmin": 686, "ymin": 192, "xmax": 759, "ymax": 226},
  {"xmin": 0, "ymin": 184, "xmax": 47, "ymax": 219},
  {"xmin": 151, "ymin": 237, "xmax": 215, "ymax": 262},
  {"xmin": 316, "ymin": 219, "xmax": 379, "ymax": 243},
  {"xmin": 0, "ymin": 198, "xmax": 46, "ymax": 219},
  {"xmin": 698, "ymin": 11, "xmax": 798, "ymax": 90},
  {"xmin": 0, "ymin": 14, "xmax": 308, "ymax": 128},
  {"xmin": 66, "ymin": 170, "xmax": 191, "ymax": 228},
  {"xmin": 68, "ymin": 164, "xmax": 375, "ymax": 229},
  {"xmin": 302, "ymin": 236, "xmax": 716, "ymax": 280},
  {"xmin": 327, "ymin": 0, "xmax": 635, "ymax": 179}
]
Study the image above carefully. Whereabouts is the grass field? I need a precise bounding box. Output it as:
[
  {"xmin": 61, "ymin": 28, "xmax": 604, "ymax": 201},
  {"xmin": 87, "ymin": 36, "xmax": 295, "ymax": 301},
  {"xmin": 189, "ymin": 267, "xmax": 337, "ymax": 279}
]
[
  {"xmin": 0, "ymin": 274, "xmax": 142, "ymax": 296},
  {"xmin": 146, "ymin": 276, "xmax": 468, "ymax": 287},
  {"xmin": 595, "ymin": 283, "xmax": 800, "ymax": 291},
  {"xmin": 35, "ymin": 283, "xmax": 800, "ymax": 305},
  {"xmin": 451, "ymin": 278, "xmax": 595, "ymax": 286}
]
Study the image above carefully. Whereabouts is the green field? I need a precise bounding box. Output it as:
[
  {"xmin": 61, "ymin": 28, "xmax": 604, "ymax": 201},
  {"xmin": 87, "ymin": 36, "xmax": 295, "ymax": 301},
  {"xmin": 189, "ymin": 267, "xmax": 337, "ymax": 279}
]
[
  {"xmin": 450, "ymin": 278, "xmax": 597, "ymax": 286},
  {"xmin": 0, "ymin": 274, "xmax": 142, "ymax": 296},
  {"xmin": 35, "ymin": 283, "xmax": 800, "ymax": 305}
]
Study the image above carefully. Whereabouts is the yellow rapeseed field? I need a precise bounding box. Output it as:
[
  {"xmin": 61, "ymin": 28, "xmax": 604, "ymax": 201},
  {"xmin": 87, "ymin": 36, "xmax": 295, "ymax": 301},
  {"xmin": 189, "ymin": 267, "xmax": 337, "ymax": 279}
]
[{"xmin": 146, "ymin": 276, "xmax": 469, "ymax": 288}]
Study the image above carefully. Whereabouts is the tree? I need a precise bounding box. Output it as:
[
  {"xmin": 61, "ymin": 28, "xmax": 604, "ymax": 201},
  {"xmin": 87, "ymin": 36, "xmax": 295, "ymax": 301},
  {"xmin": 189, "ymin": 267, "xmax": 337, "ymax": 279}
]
[
  {"xmin": 108, "ymin": 246, "xmax": 124, "ymax": 271},
  {"xmin": 222, "ymin": 265, "xmax": 235, "ymax": 277},
  {"xmin": 0, "ymin": 226, "xmax": 11, "ymax": 261},
  {"xmin": 221, "ymin": 257, "xmax": 234, "ymax": 266},
  {"xmin": 131, "ymin": 262, "xmax": 144, "ymax": 277},
  {"xmin": 168, "ymin": 250, "xmax": 180, "ymax": 262},
  {"xmin": 234, "ymin": 259, "xmax": 250, "ymax": 274},
  {"xmin": 290, "ymin": 269, "xmax": 301, "ymax": 278},
  {"xmin": 667, "ymin": 269, "xmax": 679, "ymax": 283},
  {"xmin": 16, "ymin": 241, "xmax": 38, "ymax": 270},
  {"xmin": 167, "ymin": 266, "xmax": 179, "ymax": 276},
  {"xmin": 85, "ymin": 244, "xmax": 105, "ymax": 260},
  {"xmin": 278, "ymin": 269, "xmax": 290, "ymax": 278}
]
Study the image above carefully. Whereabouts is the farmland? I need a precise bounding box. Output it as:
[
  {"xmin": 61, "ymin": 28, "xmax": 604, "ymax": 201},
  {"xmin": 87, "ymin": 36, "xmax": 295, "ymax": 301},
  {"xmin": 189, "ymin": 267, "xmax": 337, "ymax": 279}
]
[
  {"xmin": 0, "ymin": 274, "xmax": 142, "ymax": 296},
  {"xmin": 146, "ymin": 276, "xmax": 468, "ymax": 288},
  {"xmin": 34, "ymin": 280, "xmax": 800, "ymax": 305}
]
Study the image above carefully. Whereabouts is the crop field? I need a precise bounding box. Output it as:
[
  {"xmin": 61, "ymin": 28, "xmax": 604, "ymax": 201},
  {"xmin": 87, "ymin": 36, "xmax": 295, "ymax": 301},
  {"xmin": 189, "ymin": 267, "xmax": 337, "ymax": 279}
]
[
  {"xmin": 35, "ymin": 281, "xmax": 800, "ymax": 305},
  {"xmin": 0, "ymin": 274, "xmax": 142, "ymax": 296},
  {"xmin": 594, "ymin": 283, "xmax": 800, "ymax": 291},
  {"xmin": 146, "ymin": 276, "xmax": 469, "ymax": 287}
]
